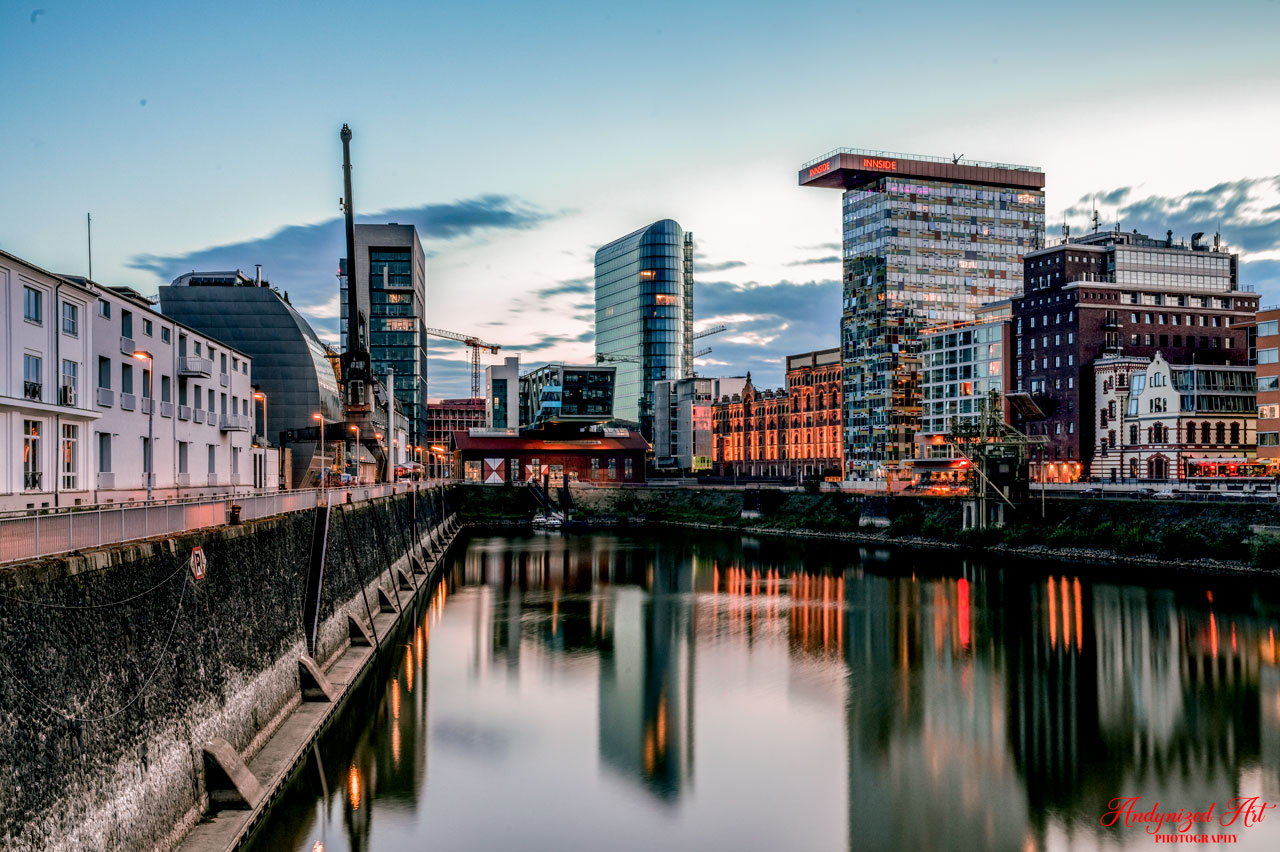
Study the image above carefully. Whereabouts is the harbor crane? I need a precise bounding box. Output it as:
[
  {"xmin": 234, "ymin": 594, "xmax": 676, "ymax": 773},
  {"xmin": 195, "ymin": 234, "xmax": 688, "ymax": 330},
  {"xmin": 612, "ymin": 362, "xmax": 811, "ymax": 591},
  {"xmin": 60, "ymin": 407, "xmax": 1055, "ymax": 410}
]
[{"xmin": 425, "ymin": 327, "xmax": 501, "ymax": 397}]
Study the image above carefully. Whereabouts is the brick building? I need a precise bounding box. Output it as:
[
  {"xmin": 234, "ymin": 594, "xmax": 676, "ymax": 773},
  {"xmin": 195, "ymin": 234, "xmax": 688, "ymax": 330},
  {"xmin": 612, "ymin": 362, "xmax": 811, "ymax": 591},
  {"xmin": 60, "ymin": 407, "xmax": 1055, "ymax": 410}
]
[
  {"xmin": 711, "ymin": 348, "xmax": 844, "ymax": 480},
  {"xmin": 453, "ymin": 429, "xmax": 647, "ymax": 485},
  {"xmin": 712, "ymin": 375, "xmax": 788, "ymax": 478},
  {"xmin": 1256, "ymin": 308, "xmax": 1280, "ymax": 467},
  {"xmin": 425, "ymin": 398, "xmax": 485, "ymax": 478},
  {"xmin": 785, "ymin": 348, "xmax": 843, "ymax": 479},
  {"xmin": 1014, "ymin": 228, "xmax": 1258, "ymax": 482}
]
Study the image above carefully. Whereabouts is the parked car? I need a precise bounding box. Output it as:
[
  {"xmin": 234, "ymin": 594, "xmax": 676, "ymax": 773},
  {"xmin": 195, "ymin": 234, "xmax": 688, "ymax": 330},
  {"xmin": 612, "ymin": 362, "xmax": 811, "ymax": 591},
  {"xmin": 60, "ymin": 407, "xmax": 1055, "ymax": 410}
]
[
  {"xmin": 1154, "ymin": 489, "xmax": 1179, "ymax": 500},
  {"xmin": 1133, "ymin": 488, "xmax": 1155, "ymax": 499},
  {"xmin": 1080, "ymin": 487, "xmax": 1103, "ymax": 498}
]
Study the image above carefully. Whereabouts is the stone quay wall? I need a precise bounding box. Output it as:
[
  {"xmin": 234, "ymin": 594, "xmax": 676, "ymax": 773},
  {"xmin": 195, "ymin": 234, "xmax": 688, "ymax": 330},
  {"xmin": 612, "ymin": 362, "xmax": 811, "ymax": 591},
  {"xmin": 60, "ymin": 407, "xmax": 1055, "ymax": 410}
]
[{"xmin": 0, "ymin": 487, "xmax": 453, "ymax": 852}]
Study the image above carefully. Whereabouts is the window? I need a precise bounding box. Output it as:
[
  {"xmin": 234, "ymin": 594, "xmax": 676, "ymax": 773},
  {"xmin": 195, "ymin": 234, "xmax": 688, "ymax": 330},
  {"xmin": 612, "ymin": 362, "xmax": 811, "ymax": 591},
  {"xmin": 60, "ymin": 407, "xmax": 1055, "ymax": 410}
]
[
  {"xmin": 23, "ymin": 420, "xmax": 42, "ymax": 490},
  {"xmin": 1260, "ymin": 433, "xmax": 1280, "ymax": 447},
  {"xmin": 142, "ymin": 437, "xmax": 151, "ymax": 475},
  {"xmin": 97, "ymin": 432, "xmax": 111, "ymax": 473},
  {"xmin": 161, "ymin": 326, "xmax": 171, "ymax": 344},
  {"xmin": 1129, "ymin": 424, "xmax": 1139, "ymax": 444},
  {"xmin": 61, "ymin": 360, "xmax": 78, "ymax": 401},
  {"xmin": 24, "ymin": 287, "xmax": 42, "ymax": 324},
  {"xmin": 1231, "ymin": 423, "xmax": 1240, "ymax": 444},
  {"xmin": 232, "ymin": 447, "xmax": 240, "ymax": 475},
  {"xmin": 207, "ymin": 388, "xmax": 215, "ymax": 411},
  {"xmin": 1259, "ymin": 320, "xmax": 1279, "ymax": 337},
  {"xmin": 1258, "ymin": 348, "xmax": 1278, "ymax": 365},
  {"xmin": 161, "ymin": 375, "xmax": 172, "ymax": 403},
  {"xmin": 61, "ymin": 425, "xmax": 78, "ymax": 490},
  {"xmin": 1216, "ymin": 423, "xmax": 1226, "ymax": 444},
  {"xmin": 121, "ymin": 363, "xmax": 133, "ymax": 395},
  {"xmin": 208, "ymin": 444, "xmax": 216, "ymax": 475},
  {"xmin": 121, "ymin": 310, "xmax": 133, "ymax": 339},
  {"xmin": 178, "ymin": 442, "xmax": 189, "ymax": 474},
  {"xmin": 98, "ymin": 299, "xmax": 111, "ymax": 318},
  {"xmin": 607, "ymin": 458, "xmax": 617, "ymax": 480},
  {"xmin": 61, "ymin": 302, "xmax": 78, "ymax": 336},
  {"xmin": 24, "ymin": 354, "xmax": 42, "ymax": 400},
  {"xmin": 142, "ymin": 318, "xmax": 153, "ymax": 336}
]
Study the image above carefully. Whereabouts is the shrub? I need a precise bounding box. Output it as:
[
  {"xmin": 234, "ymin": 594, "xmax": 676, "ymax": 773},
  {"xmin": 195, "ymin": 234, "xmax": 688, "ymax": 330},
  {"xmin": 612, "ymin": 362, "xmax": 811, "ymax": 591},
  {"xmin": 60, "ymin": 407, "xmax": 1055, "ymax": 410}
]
[{"xmin": 1252, "ymin": 534, "xmax": 1280, "ymax": 569}]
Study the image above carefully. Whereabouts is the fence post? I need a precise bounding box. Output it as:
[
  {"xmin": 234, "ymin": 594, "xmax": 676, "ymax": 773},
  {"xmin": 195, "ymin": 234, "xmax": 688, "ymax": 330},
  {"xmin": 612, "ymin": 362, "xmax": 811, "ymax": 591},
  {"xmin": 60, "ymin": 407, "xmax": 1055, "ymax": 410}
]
[{"xmin": 34, "ymin": 514, "xmax": 39, "ymax": 559}]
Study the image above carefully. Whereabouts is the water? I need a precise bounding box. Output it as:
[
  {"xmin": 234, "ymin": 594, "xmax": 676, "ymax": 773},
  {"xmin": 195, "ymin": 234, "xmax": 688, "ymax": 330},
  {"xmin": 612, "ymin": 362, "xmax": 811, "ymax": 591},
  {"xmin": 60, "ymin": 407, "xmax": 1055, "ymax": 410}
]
[{"xmin": 246, "ymin": 530, "xmax": 1280, "ymax": 852}]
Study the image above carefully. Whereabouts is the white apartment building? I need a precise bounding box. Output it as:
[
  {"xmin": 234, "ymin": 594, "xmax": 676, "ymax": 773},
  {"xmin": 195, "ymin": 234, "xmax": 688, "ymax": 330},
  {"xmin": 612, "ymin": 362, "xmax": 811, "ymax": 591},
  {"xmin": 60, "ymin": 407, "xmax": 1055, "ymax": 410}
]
[{"xmin": 1, "ymin": 249, "xmax": 269, "ymax": 511}]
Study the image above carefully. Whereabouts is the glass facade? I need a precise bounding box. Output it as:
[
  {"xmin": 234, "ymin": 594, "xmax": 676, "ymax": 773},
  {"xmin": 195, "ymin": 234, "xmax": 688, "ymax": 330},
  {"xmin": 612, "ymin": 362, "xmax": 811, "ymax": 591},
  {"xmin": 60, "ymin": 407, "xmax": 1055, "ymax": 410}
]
[
  {"xmin": 840, "ymin": 178, "xmax": 1043, "ymax": 476},
  {"xmin": 340, "ymin": 226, "xmax": 429, "ymax": 443},
  {"xmin": 594, "ymin": 219, "xmax": 693, "ymax": 437},
  {"xmin": 919, "ymin": 319, "xmax": 1007, "ymax": 436}
]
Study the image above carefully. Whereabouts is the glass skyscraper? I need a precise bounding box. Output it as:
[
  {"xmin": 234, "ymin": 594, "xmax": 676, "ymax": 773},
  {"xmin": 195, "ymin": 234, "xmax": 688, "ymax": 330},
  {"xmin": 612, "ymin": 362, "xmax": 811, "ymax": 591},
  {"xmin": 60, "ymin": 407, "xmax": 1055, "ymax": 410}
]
[
  {"xmin": 339, "ymin": 224, "xmax": 428, "ymax": 444},
  {"xmin": 594, "ymin": 219, "xmax": 694, "ymax": 438},
  {"xmin": 800, "ymin": 150, "xmax": 1045, "ymax": 479}
]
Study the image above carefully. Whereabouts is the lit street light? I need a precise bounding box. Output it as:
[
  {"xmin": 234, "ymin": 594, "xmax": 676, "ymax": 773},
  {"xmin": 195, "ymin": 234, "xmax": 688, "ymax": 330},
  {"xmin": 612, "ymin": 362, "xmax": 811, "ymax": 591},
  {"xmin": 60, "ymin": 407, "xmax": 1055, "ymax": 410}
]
[
  {"xmin": 133, "ymin": 350, "xmax": 154, "ymax": 503},
  {"xmin": 313, "ymin": 412, "xmax": 326, "ymax": 502}
]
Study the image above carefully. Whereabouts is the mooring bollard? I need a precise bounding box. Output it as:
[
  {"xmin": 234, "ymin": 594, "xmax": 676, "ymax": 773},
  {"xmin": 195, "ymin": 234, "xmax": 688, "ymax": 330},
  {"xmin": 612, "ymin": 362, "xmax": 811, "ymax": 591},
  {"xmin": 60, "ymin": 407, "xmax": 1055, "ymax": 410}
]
[{"xmin": 228, "ymin": 504, "xmax": 242, "ymax": 525}]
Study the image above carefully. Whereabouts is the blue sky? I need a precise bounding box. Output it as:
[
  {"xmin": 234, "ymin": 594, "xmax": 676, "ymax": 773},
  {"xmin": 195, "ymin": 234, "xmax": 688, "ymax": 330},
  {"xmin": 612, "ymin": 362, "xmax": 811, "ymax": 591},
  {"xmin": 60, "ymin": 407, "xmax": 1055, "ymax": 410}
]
[{"xmin": 3, "ymin": 0, "xmax": 1279, "ymax": 395}]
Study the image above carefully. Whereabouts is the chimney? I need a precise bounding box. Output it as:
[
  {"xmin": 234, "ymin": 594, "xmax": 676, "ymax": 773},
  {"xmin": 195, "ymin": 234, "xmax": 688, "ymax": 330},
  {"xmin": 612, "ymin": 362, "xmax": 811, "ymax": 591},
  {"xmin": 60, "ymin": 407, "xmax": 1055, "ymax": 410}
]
[
  {"xmin": 1165, "ymin": 230, "xmax": 1173, "ymax": 248},
  {"xmin": 255, "ymin": 264, "xmax": 262, "ymax": 285}
]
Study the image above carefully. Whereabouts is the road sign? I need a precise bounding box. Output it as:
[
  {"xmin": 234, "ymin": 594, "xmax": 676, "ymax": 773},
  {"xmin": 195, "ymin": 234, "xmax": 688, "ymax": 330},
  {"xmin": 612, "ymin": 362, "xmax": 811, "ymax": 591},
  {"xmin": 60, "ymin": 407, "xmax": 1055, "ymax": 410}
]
[{"xmin": 190, "ymin": 546, "xmax": 207, "ymax": 581}]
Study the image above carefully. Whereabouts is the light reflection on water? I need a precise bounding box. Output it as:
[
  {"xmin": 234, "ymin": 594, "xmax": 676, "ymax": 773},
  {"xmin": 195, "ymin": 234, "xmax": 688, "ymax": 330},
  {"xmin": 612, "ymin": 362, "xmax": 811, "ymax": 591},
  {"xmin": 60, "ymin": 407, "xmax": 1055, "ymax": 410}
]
[{"xmin": 245, "ymin": 530, "xmax": 1280, "ymax": 852}]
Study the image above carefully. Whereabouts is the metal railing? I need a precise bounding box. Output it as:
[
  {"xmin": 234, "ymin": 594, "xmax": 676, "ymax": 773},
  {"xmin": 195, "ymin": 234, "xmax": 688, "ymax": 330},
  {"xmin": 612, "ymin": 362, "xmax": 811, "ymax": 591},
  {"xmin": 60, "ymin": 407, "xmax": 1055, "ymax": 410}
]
[
  {"xmin": 0, "ymin": 482, "xmax": 415, "ymax": 565},
  {"xmin": 801, "ymin": 147, "xmax": 1043, "ymax": 174}
]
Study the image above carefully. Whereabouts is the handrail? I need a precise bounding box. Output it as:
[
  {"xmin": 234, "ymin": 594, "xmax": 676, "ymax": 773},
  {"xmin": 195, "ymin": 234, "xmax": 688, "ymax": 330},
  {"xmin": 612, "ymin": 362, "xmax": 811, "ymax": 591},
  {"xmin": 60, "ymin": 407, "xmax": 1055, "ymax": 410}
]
[{"xmin": 801, "ymin": 147, "xmax": 1042, "ymax": 174}]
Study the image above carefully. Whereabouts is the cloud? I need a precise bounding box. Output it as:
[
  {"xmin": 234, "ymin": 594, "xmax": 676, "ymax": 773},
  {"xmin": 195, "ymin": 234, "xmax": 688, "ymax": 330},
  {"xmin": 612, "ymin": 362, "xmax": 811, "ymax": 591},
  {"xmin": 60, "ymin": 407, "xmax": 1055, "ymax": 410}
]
[
  {"xmin": 128, "ymin": 193, "xmax": 559, "ymax": 295},
  {"xmin": 799, "ymin": 242, "xmax": 841, "ymax": 252},
  {"xmin": 532, "ymin": 277, "xmax": 593, "ymax": 299},
  {"xmin": 695, "ymin": 259, "xmax": 747, "ymax": 272},
  {"xmin": 786, "ymin": 255, "xmax": 839, "ymax": 266}
]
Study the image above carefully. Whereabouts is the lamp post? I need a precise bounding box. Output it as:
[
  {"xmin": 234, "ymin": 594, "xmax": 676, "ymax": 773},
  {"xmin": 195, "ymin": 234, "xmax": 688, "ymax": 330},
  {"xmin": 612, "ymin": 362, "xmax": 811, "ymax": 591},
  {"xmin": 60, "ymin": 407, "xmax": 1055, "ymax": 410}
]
[
  {"xmin": 350, "ymin": 424, "xmax": 360, "ymax": 483},
  {"xmin": 313, "ymin": 412, "xmax": 326, "ymax": 502},
  {"xmin": 133, "ymin": 350, "xmax": 154, "ymax": 503},
  {"xmin": 253, "ymin": 391, "xmax": 267, "ymax": 445}
]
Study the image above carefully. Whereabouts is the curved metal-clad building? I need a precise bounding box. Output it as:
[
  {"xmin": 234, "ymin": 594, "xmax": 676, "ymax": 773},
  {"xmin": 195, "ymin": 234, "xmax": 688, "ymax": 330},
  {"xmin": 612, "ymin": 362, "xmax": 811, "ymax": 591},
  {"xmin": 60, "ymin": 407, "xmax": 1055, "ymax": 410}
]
[
  {"xmin": 594, "ymin": 219, "xmax": 693, "ymax": 438},
  {"xmin": 159, "ymin": 272, "xmax": 342, "ymax": 487}
]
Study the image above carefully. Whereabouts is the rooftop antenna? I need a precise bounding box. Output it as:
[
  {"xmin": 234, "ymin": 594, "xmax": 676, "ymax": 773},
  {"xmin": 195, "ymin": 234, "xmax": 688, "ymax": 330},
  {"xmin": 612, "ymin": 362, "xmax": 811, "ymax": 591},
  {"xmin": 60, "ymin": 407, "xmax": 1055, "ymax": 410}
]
[
  {"xmin": 86, "ymin": 213, "xmax": 93, "ymax": 281},
  {"xmin": 1091, "ymin": 201, "xmax": 1100, "ymax": 233}
]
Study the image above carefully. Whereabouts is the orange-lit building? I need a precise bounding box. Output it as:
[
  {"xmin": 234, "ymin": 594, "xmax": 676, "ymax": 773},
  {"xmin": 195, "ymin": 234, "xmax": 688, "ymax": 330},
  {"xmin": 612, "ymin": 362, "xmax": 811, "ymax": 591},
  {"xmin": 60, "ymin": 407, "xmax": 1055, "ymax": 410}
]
[
  {"xmin": 785, "ymin": 348, "xmax": 844, "ymax": 479},
  {"xmin": 712, "ymin": 348, "xmax": 845, "ymax": 480},
  {"xmin": 1256, "ymin": 307, "xmax": 1280, "ymax": 467},
  {"xmin": 712, "ymin": 375, "xmax": 789, "ymax": 477}
]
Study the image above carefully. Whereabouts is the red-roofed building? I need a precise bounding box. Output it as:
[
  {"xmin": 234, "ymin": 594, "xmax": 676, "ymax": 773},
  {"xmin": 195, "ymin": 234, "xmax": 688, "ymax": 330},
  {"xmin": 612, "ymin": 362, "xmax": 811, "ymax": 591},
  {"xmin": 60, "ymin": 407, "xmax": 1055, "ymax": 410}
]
[{"xmin": 452, "ymin": 430, "xmax": 649, "ymax": 484}]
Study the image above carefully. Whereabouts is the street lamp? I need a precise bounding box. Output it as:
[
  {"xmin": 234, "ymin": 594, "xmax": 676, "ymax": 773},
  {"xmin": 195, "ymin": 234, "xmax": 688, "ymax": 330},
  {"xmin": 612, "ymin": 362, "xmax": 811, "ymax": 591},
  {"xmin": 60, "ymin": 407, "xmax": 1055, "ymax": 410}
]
[
  {"xmin": 133, "ymin": 350, "xmax": 154, "ymax": 503},
  {"xmin": 350, "ymin": 424, "xmax": 360, "ymax": 483},
  {"xmin": 313, "ymin": 412, "xmax": 326, "ymax": 501},
  {"xmin": 252, "ymin": 390, "xmax": 267, "ymax": 445}
]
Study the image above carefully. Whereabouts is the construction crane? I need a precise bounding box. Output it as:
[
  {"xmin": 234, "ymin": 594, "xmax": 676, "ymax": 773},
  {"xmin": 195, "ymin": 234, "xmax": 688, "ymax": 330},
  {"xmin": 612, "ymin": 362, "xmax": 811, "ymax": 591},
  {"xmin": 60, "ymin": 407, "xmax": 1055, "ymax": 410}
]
[
  {"xmin": 425, "ymin": 327, "xmax": 501, "ymax": 397},
  {"xmin": 594, "ymin": 351, "xmax": 638, "ymax": 364},
  {"xmin": 693, "ymin": 347, "xmax": 712, "ymax": 359},
  {"xmin": 693, "ymin": 323, "xmax": 726, "ymax": 341}
]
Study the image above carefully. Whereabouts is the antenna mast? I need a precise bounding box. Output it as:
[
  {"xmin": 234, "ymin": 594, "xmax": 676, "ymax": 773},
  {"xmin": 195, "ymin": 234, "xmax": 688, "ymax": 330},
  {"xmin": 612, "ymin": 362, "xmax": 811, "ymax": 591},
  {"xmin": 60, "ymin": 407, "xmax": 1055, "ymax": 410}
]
[{"xmin": 86, "ymin": 213, "xmax": 93, "ymax": 281}]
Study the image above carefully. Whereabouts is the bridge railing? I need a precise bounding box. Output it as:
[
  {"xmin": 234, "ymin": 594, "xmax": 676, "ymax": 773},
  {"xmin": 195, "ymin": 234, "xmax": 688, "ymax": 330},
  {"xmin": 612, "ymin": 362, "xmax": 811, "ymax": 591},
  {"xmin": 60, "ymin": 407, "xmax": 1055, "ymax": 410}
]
[{"xmin": 0, "ymin": 482, "xmax": 431, "ymax": 566}]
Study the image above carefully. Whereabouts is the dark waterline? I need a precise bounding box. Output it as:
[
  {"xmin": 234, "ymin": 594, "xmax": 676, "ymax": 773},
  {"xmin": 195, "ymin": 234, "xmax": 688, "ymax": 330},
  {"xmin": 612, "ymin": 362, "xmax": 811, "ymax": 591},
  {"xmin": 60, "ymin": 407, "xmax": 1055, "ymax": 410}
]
[{"xmin": 244, "ymin": 530, "xmax": 1280, "ymax": 852}]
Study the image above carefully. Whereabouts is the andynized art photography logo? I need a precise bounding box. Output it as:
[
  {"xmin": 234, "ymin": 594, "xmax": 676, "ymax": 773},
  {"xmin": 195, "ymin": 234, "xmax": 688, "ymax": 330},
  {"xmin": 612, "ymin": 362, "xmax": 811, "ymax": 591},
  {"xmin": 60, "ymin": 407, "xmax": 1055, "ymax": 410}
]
[{"xmin": 1101, "ymin": 796, "xmax": 1276, "ymax": 844}]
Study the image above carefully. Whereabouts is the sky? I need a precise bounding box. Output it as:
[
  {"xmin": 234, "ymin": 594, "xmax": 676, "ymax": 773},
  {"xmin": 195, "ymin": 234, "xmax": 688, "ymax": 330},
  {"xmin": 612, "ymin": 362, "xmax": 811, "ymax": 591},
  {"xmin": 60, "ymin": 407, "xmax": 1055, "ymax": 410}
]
[{"xmin": 3, "ymin": 0, "xmax": 1279, "ymax": 396}]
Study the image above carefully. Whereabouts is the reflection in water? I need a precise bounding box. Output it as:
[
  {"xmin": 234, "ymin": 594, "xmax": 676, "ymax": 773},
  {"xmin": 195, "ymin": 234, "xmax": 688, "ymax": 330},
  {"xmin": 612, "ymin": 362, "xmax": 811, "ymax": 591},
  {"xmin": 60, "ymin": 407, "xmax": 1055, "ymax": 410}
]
[{"xmin": 246, "ymin": 531, "xmax": 1280, "ymax": 852}]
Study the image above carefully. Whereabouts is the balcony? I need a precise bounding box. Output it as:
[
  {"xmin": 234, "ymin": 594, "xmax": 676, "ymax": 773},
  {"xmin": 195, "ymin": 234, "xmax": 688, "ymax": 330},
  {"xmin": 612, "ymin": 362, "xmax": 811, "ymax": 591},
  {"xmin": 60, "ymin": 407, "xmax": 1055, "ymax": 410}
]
[
  {"xmin": 97, "ymin": 472, "xmax": 115, "ymax": 489},
  {"xmin": 178, "ymin": 356, "xmax": 212, "ymax": 378},
  {"xmin": 142, "ymin": 398, "xmax": 151, "ymax": 415},
  {"xmin": 219, "ymin": 372, "xmax": 230, "ymax": 387},
  {"xmin": 160, "ymin": 402, "xmax": 174, "ymax": 418},
  {"xmin": 219, "ymin": 413, "xmax": 250, "ymax": 432},
  {"xmin": 96, "ymin": 387, "xmax": 114, "ymax": 407},
  {"xmin": 120, "ymin": 393, "xmax": 136, "ymax": 411},
  {"xmin": 120, "ymin": 336, "xmax": 135, "ymax": 356},
  {"xmin": 176, "ymin": 473, "xmax": 191, "ymax": 487},
  {"xmin": 178, "ymin": 405, "xmax": 192, "ymax": 421},
  {"xmin": 23, "ymin": 381, "xmax": 42, "ymax": 401},
  {"xmin": 194, "ymin": 409, "xmax": 205, "ymax": 424}
]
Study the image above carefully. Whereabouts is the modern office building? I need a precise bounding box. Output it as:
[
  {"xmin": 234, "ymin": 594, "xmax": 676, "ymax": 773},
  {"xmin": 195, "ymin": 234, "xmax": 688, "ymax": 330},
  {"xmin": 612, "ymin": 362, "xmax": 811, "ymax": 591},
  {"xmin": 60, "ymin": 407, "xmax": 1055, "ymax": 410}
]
[
  {"xmin": 785, "ymin": 348, "xmax": 844, "ymax": 480},
  {"xmin": 800, "ymin": 149, "xmax": 1045, "ymax": 479},
  {"xmin": 1256, "ymin": 307, "xmax": 1280, "ymax": 466},
  {"xmin": 424, "ymin": 397, "xmax": 485, "ymax": 479},
  {"xmin": 653, "ymin": 376, "xmax": 747, "ymax": 471},
  {"xmin": 594, "ymin": 219, "xmax": 694, "ymax": 438},
  {"xmin": 1015, "ymin": 228, "xmax": 1258, "ymax": 481},
  {"xmin": 159, "ymin": 270, "xmax": 343, "ymax": 488},
  {"xmin": 519, "ymin": 363, "xmax": 616, "ymax": 430},
  {"xmin": 340, "ymin": 224, "xmax": 428, "ymax": 444},
  {"xmin": 914, "ymin": 301, "xmax": 1015, "ymax": 486},
  {"xmin": 485, "ymin": 356, "xmax": 521, "ymax": 429},
  {"xmin": 1091, "ymin": 352, "xmax": 1256, "ymax": 481}
]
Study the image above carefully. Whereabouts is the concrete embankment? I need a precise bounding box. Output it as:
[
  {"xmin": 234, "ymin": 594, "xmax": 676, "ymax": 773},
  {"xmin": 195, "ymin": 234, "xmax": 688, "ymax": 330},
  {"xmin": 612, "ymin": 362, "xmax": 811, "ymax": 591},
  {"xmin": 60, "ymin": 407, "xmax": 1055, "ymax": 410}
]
[
  {"xmin": 456, "ymin": 484, "xmax": 1280, "ymax": 570},
  {"xmin": 0, "ymin": 487, "xmax": 457, "ymax": 852}
]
